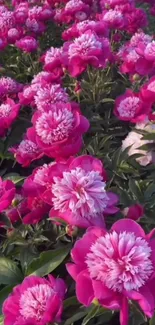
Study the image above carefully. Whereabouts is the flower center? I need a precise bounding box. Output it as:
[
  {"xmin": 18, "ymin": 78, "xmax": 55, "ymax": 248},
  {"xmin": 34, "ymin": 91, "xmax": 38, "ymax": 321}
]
[
  {"xmin": 86, "ymin": 231, "xmax": 153, "ymax": 292},
  {"xmin": 0, "ymin": 104, "xmax": 12, "ymax": 117},
  {"xmin": 68, "ymin": 33, "xmax": 102, "ymax": 58},
  {"xmin": 117, "ymin": 97, "xmax": 140, "ymax": 118},
  {"xmin": 52, "ymin": 167, "xmax": 109, "ymax": 219},
  {"xmin": 19, "ymin": 284, "xmax": 53, "ymax": 320},
  {"xmin": 35, "ymin": 108, "xmax": 74, "ymax": 144},
  {"xmin": 18, "ymin": 140, "xmax": 39, "ymax": 155}
]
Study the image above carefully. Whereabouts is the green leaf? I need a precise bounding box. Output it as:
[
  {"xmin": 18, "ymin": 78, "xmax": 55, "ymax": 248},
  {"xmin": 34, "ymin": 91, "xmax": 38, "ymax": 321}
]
[
  {"xmin": 26, "ymin": 246, "xmax": 70, "ymax": 277},
  {"xmin": 0, "ymin": 315, "xmax": 3, "ymax": 325},
  {"xmin": 0, "ymin": 285, "xmax": 14, "ymax": 314},
  {"xmin": 143, "ymin": 133, "xmax": 155, "ymax": 140},
  {"xmin": 129, "ymin": 179, "xmax": 143, "ymax": 202},
  {"xmin": 82, "ymin": 305, "xmax": 100, "ymax": 325},
  {"xmin": 0, "ymin": 257, "xmax": 23, "ymax": 285},
  {"xmin": 64, "ymin": 311, "xmax": 87, "ymax": 325},
  {"xmin": 64, "ymin": 296, "xmax": 79, "ymax": 309},
  {"xmin": 150, "ymin": 315, "xmax": 155, "ymax": 325},
  {"xmin": 3, "ymin": 173, "xmax": 25, "ymax": 184}
]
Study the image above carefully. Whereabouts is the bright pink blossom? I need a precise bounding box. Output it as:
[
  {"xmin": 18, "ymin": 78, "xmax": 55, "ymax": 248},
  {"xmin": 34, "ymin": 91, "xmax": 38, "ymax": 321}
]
[
  {"xmin": 140, "ymin": 76, "xmax": 155, "ymax": 105},
  {"xmin": 29, "ymin": 102, "xmax": 89, "ymax": 158},
  {"xmin": 16, "ymin": 36, "xmax": 38, "ymax": 52},
  {"xmin": 62, "ymin": 20, "xmax": 109, "ymax": 41},
  {"xmin": 0, "ymin": 177, "xmax": 15, "ymax": 212},
  {"xmin": 24, "ymin": 156, "xmax": 119, "ymax": 228},
  {"xmin": 0, "ymin": 76, "xmax": 23, "ymax": 96},
  {"xmin": 123, "ymin": 204, "xmax": 144, "ymax": 221},
  {"xmin": 40, "ymin": 47, "xmax": 63, "ymax": 81},
  {"xmin": 62, "ymin": 30, "xmax": 111, "ymax": 77},
  {"xmin": 101, "ymin": 9, "xmax": 126, "ymax": 30},
  {"xmin": 3, "ymin": 275, "xmax": 67, "ymax": 325},
  {"xmin": 60, "ymin": 0, "xmax": 90, "ymax": 24},
  {"xmin": 0, "ymin": 98, "xmax": 20, "ymax": 137},
  {"xmin": 67, "ymin": 219, "xmax": 155, "ymax": 325},
  {"xmin": 34, "ymin": 83, "xmax": 69, "ymax": 111},
  {"xmin": 114, "ymin": 89, "xmax": 150, "ymax": 123},
  {"xmin": 10, "ymin": 129, "xmax": 44, "ymax": 167}
]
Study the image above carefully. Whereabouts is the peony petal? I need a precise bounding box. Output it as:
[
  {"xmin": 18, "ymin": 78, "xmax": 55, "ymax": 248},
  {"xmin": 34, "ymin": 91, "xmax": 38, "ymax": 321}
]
[
  {"xmin": 111, "ymin": 219, "xmax": 145, "ymax": 237},
  {"xmin": 66, "ymin": 263, "xmax": 85, "ymax": 281},
  {"xmin": 76, "ymin": 270, "xmax": 94, "ymax": 306}
]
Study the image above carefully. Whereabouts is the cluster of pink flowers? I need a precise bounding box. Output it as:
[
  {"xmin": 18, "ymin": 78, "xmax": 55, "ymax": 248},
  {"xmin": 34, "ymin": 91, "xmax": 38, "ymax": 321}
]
[{"xmin": 2, "ymin": 0, "xmax": 155, "ymax": 325}]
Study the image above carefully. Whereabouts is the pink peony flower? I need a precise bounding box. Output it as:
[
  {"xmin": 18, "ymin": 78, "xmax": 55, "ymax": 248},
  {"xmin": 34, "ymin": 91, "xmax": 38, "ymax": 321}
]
[
  {"xmin": 34, "ymin": 83, "xmax": 69, "ymax": 111},
  {"xmin": 0, "ymin": 98, "xmax": 20, "ymax": 137},
  {"xmin": 29, "ymin": 102, "xmax": 89, "ymax": 158},
  {"xmin": 67, "ymin": 219, "xmax": 155, "ymax": 325},
  {"xmin": 62, "ymin": 20, "xmax": 109, "ymax": 41},
  {"xmin": 62, "ymin": 30, "xmax": 111, "ymax": 77},
  {"xmin": 7, "ymin": 27, "xmax": 22, "ymax": 43},
  {"xmin": 123, "ymin": 204, "xmax": 144, "ymax": 221},
  {"xmin": 101, "ymin": 9, "xmax": 126, "ymax": 30},
  {"xmin": 60, "ymin": 0, "xmax": 90, "ymax": 23},
  {"xmin": 25, "ymin": 156, "xmax": 119, "ymax": 228},
  {"xmin": 22, "ymin": 196, "xmax": 50, "ymax": 224},
  {"xmin": 0, "ymin": 177, "xmax": 15, "ymax": 212},
  {"xmin": 10, "ymin": 131, "xmax": 44, "ymax": 167},
  {"xmin": 16, "ymin": 36, "xmax": 38, "ymax": 52},
  {"xmin": 3, "ymin": 275, "xmax": 67, "ymax": 325},
  {"xmin": 40, "ymin": 47, "xmax": 63, "ymax": 81},
  {"xmin": 0, "ymin": 76, "xmax": 23, "ymax": 96},
  {"xmin": 114, "ymin": 89, "xmax": 150, "ymax": 123},
  {"xmin": 125, "ymin": 8, "xmax": 148, "ymax": 34},
  {"xmin": 140, "ymin": 76, "xmax": 155, "ymax": 105}
]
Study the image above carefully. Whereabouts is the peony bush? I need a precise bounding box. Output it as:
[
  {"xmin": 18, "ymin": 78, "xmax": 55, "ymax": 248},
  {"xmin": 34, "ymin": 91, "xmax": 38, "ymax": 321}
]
[{"xmin": 0, "ymin": 0, "xmax": 155, "ymax": 325}]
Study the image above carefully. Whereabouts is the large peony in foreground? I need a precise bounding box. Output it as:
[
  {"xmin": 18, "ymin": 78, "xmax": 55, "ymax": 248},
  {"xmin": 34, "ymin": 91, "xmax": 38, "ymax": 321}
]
[
  {"xmin": 67, "ymin": 219, "xmax": 155, "ymax": 325},
  {"xmin": 3, "ymin": 275, "xmax": 67, "ymax": 325}
]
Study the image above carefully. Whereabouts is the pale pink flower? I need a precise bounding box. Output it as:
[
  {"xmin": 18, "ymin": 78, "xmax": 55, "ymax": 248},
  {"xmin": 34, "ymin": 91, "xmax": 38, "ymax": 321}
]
[{"xmin": 122, "ymin": 120, "xmax": 155, "ymax": 166}]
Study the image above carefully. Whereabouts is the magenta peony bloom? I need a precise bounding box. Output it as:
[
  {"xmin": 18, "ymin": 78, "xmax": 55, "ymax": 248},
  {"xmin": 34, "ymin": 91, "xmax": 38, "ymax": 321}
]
[
  {"xmin": 101, "ymin": 9, "xmax": 127, "ymax": 30},
  {"xmin": 114, "ymin": 89, "xmax": 151, "ymax": 123},
  {"xmin": 0, "ymin": 76, "xmax": 23, "ymax": 96},
  {"xmin": 7, "ymin": 27, "xmax": 22, "ymax": 43},
  {"xmin": 3, "ymin": 275, "xmax": 67, "ymax": 325},
  {"xmin": 140, "ymin": 76, "xmax": 155, "ymax": 105},
  {"xmin": 123, "ymin": 204, "xmax": 144, "ymax": 221},
  {"xmin": 30, "ymin": 102, "xmax": 89, "ymax": 158},
  {"xmin": 0, "ymin": 177, "xmax": 15, "ymax": 212},
  {"xmin": 67, "ymin": 219, "xmax": 155, "ymax": 325},
  {"xmin": 16, "ymin": 36, "xmax": 38, "ymax": 52},
  {"xmin": 125, "ymin": 8, "xmax": 148, "ymax": 34},
  {"xmin": 40, "ymin": 47, "xmax": 63, "ymax": 81},
  {"xmin": 24, "ymin": 155, "xmax": 119, "ymax": 228},
  {"xmin": 10, "ymin": 133, "xmax": 44, "ymax": 167},
  {"xmin": 62, "ymin": 30, "xmax": 111, "ymax": 77},
  {"xmin": 60, "ymin": 0, "xmax": 91, "ymax": 23},
  {"xmin": 0, "ymin": 98, "xmax": 20, "ymax": 137},
  {"xmin": 34, "ymin": 83, "xmax": 69, "ymax": 111},
  {"xmin": 62, "ymin": 20, "xmax": 109, "ymax": 41}
]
